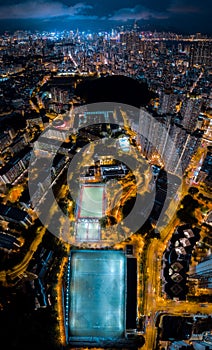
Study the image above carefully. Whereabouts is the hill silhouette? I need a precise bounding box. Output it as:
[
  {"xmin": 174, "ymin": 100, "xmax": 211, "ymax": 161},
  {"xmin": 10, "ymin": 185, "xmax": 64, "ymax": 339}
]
[{"xmin": 75, "ymin": 75, "xmax": 156, "ymax": 108}]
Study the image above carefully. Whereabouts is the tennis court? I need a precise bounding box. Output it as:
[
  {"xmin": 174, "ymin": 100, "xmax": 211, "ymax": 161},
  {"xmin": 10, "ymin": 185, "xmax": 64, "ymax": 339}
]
[
  {"xmin": 76, "ymin": 220, "xmax": 100, "ymax": 241},
  {"xmin": 69, "ymin": 250, "xmax": 126, "ymax": 338},
  {"xmin": 77, "ymin": 184, "xmax": 106, "ymax": 218}
]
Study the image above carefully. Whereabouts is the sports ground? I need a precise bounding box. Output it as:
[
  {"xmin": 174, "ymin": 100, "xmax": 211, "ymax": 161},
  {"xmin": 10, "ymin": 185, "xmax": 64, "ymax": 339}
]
[
  {"xmin": 76, "ymin": 220, "xmax": 100, "ymax": 241},
  {"xmin": 77, "ymin": 184, "xmax": 106, "ymax": 218},
  {"xmin": 76, "ymin": 184, "xmax": 106, "ymax": 241},
  {"xmin": 69, "ymin": 250, "xmax": 126, "ymax": 338}
]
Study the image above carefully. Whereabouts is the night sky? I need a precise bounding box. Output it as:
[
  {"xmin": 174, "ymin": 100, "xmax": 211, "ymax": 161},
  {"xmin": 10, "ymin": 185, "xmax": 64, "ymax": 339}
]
[{"xmin": 0, "ymin": 0, "xmax": 211, "ymax": 34}]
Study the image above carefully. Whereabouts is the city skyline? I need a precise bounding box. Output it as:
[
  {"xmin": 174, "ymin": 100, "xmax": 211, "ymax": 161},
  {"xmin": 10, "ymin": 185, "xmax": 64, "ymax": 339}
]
[
  {"xmin": 0, "ymin": 6, "xmax": 211, "ymax": 349},
  {"xmin": 0, "ymin": 0, "xmax": 211, "ymax": 34}
]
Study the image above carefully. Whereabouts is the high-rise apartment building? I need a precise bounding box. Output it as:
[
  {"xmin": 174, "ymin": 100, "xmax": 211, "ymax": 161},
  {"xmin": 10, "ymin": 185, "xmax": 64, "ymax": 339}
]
[
  {"xmin": 180, "ymin": 97, "xmax": 202, "ymax": 132},
  {"xmin": 158, "ymin": 91, "xmax": 178, "ymax": 115},
  {"xmin": 189, "ymin": 42, "xmax": 212, "ymax": 67},
  {"xmin": 137, "ymin": 109, "xmax": 201, "ymax": 174}
]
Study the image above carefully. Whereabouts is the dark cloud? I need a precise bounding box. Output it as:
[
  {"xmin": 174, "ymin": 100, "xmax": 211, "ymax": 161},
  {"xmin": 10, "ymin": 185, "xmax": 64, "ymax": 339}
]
[
  {"xmin": 109, "ymin": 5, "xmax": 168, "ymax": 21},
  {"xmin": 0, "ymin": 1, "xmax": 93, "ymax": 19},
  {"xmin": 168, "ymin": 0, "xmax": 201, "ymax": 14},
  {"xmin": 0, "ymin": 0, "xmax": 208, "ymax": 20},
  {"xmin": 0, "ymin": 0, "xmax": 211, "ymax": 34}
]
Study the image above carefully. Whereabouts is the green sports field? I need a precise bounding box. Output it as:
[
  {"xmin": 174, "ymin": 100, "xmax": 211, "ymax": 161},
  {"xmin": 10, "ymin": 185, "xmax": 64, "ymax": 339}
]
[{"xmin": 77, "ymin": 184, "xmax": 105, "ymax": 218}]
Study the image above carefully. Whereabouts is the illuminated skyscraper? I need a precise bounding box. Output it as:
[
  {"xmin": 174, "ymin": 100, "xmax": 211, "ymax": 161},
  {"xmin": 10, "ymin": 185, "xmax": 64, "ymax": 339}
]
[{"xmin": 180, "ymin": 97, "xmax": 202, "ymax": 132}]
